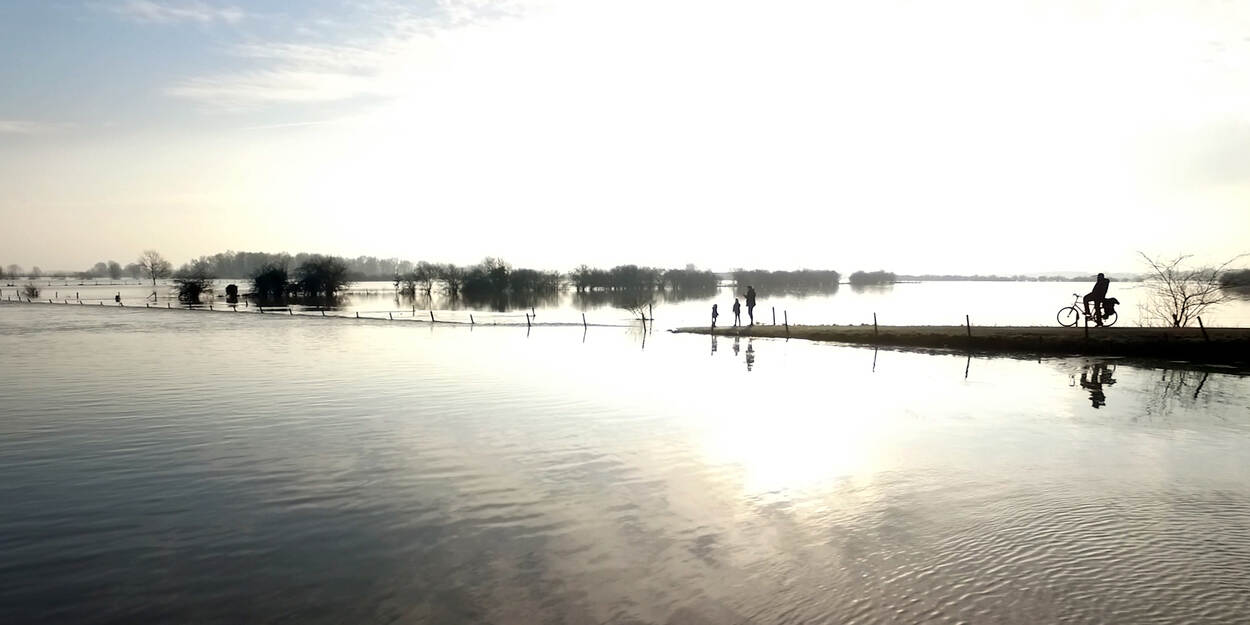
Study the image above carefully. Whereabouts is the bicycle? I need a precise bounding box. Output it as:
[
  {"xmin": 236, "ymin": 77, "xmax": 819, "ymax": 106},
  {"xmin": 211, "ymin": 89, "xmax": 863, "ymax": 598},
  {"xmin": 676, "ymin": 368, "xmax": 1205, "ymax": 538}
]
[{"xmin": 1056, "ymin": 293, "xmax": 1118, "ymax": 327}]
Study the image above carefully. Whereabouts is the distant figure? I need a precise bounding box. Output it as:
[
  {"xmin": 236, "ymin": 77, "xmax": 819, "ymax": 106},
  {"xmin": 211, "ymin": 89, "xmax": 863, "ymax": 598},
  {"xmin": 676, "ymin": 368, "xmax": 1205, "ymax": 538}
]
[
  {"xmin": 114, "ymin": 292, "xmax": 121, "ymax": 304},
  {"xmin": 745, "ymin": 286, "xmax": 757, "ymax": 325},
  {"xmin": 732, "ymin": 298, "xmax": 741, "ymax": 326},
  {"xmin": 1083, "ymin": 273, "xmax": 1111, "ymax": 326},
  {"xmin": 711, "ymin": 303, "xmax": 719, "ymax": 328}
]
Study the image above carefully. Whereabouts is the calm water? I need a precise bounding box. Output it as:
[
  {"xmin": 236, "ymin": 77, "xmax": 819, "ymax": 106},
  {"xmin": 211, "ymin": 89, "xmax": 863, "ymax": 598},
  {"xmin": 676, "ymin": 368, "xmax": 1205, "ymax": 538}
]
[
  {"xmin": 9, "ymin": 279, "xmax": 1250, "ymax": 327},
  {"xmin": 2, "ymin": 304, "xmax": 1249, "ymax": 624}
]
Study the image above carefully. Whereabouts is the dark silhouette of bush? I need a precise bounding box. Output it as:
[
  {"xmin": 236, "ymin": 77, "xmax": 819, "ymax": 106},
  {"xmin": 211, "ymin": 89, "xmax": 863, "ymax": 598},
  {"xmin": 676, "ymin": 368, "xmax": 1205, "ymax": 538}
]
[
  {"xmin": 295, "ymin": 255, "xmax": 351, "ymax": 300},
  {"xmin": 250, "ymin": 262, "xmax": 291, "ymax": 302},
  {"xmin": 174, "ymin": 259, "xmax": 215, "ymax": 303},
  {"xmin": 22, "ymin": 283, "xmax": 40, "ymax": 298},
  {"xmin": 1220, "ymin": 268, "xmax": 1250, "ymax": 288},
  {"xmin": 848, "ymin": 270, "xmax": 896, "ymax": 286}
]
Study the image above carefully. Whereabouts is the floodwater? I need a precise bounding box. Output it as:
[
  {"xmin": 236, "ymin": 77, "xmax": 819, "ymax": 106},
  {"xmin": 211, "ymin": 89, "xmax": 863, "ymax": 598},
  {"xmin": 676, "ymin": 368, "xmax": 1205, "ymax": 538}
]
[
  {"xmin": 2, "ymin": 304, "xmax": 1249, "ymax": 624},
  {"xmin": 8, "ymin": 279, "xmax": 1250, "ymax": 327}
]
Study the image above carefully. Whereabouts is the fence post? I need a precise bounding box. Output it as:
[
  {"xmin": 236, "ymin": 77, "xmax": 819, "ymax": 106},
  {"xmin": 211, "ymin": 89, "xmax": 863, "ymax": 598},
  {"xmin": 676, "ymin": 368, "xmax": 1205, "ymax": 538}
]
[
  {"xmin": 648, "ymin": 303, "xmax": 652, "ymax": 321},
  {"xmin": 167, "ymin": 303, "xmax": 170, "ymax": 309},
  {"xmin": 772, "ymin": 307, "xmax": 776, "ymax": 325},
  {"xmin": 356, "ymin": 311, "xmax": 360, "ymax": 319},
  {"xmin": 965, "ymin": 314, "xmax": 972, "ymax": 338},
  {"xmin": 784, "ymin": 310, "xmax": 790, "ymax": 336},
  {"xmin": 321, "ymin": 309, "xmax": 325, "ymax": 317},
  {"xmin": 526, "ymin": 313, "xmax": 531, "ymax": 328},
  {"xmin": 389, "ymin": 312, "xmax": 393, "ymax": 321},
  {"xmin": 470, "ymin": 314, "xmax": 475, "ymax": 325},
  {"xmin": 1197, "ymin": 316, "xmax": 1210, "ymax": 342},
  {"xmin": 582, "ymin": 312, "xmax": 587, "ymax": 329},
  {"xmin": 873, "ymin": 312, "xmax": 878, "ymax": 338},
  {"xmin": 430, "ymin": 310, "xmax": 435, "ymax": 323},
  {"xmin": 288, "ymin": 308, "xmax": 293, "ymax": 316}
]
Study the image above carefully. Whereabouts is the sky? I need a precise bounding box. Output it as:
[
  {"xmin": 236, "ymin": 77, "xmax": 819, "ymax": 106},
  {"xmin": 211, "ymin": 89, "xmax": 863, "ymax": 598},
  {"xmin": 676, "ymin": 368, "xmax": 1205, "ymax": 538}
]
[{"xmin": 2, "ymin": 0, "xmax": 1249, "ymax": 275}]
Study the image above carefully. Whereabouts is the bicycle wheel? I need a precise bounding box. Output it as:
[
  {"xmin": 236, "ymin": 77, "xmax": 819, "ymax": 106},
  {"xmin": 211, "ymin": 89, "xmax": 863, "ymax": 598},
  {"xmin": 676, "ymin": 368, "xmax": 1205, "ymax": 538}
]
[
  {"xmin": 1057, "ymin": 306, "xmax": 1080, "ymax": 327},
  {"xmin": 1102, "ymin": 310, "xmax": 1118, "ymax": 327}
]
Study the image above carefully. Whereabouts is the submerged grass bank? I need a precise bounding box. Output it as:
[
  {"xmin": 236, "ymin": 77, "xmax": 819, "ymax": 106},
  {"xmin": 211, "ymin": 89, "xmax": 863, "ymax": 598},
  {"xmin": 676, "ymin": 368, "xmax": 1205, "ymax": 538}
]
[{"xmin": 674, "ymin": 324, "xmax": 1250, "ymax": 365}]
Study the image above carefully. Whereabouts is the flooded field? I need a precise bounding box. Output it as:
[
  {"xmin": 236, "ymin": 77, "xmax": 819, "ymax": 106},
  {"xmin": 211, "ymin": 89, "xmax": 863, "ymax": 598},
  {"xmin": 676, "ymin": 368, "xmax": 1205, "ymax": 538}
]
[
  {"xmin": 7, "ymin": 279, "xmax": 1250, "ymax": 327},
  {"xmin": 2, "ymin": 304, "xmax": 1249, "ymax": 624}
]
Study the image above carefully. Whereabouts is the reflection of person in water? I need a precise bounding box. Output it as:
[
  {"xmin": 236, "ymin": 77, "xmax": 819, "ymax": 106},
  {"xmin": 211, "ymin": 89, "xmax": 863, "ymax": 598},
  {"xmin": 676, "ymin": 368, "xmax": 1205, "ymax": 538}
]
[
  {"xmin": 711, "ymin": 334, "xmax": 718, "ymax": 355},
  {"xmin": 1078, "ymin": 363, "xmax": 1117, "ymax": 408},
  {"xmin": 732, "ymin": 336, "xmax": 740, "ymax": 356},
  {"xmin": 745, "ymin": 340, "xmax": 755, "ymax": 371}
]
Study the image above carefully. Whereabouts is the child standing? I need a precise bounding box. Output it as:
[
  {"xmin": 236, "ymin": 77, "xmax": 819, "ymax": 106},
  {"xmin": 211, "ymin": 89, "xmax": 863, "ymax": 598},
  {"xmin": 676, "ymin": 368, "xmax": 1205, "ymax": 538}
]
[{"xmin": 732, "ymin": 298, "xmax": 741, "ymax": 326}]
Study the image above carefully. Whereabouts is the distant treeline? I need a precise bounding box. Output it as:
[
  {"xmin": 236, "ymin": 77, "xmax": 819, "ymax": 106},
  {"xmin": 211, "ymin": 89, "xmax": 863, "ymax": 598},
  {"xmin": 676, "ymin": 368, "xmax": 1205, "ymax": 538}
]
[
  {"xmin": 1221, "ymin": 269, "xmax": 1250, "ymax": 288},
  {"xmin": 569, "ymin": 265, "xmax": 717, "ymax": 292},
  {"xmin": 848, "ymin": 270, "xmax": 897, "ymax": 286},
  {"xmin": 731, "ymin": 269, "xmax": 840, "ymax": 292}
]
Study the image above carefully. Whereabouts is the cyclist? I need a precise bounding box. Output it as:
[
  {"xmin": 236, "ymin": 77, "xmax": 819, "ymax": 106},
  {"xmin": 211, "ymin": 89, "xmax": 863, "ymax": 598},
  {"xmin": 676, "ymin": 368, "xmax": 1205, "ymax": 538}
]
[{"xmin": 1083, "ymin": 273, "xmax": 1111, "ymax": 326}]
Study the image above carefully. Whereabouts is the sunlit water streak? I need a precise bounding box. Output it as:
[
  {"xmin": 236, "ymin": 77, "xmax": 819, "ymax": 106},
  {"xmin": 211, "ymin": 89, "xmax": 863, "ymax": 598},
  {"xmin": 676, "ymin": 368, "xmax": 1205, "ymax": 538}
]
[{"xmin": 1, "ymin": 305, "xmax": 1248, "ymax": 624}]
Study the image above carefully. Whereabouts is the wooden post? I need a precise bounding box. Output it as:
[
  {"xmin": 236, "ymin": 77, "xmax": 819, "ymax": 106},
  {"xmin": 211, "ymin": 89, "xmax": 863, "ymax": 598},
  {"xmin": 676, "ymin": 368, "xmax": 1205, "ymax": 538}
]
[
  {"xmin": 965, "ymin": 314, "xmax": 972, "ymax": 338},
  {"xmin": 389, "ymin": 312, "xmax": 393, "ymax": 320},
  {"xmin": 287, "ymin": 308, "xmax": 292, "ymax": 315},
  {"xmin": 526, "ymin": 312, "xmax": 531, "ymax": 328},
  {"xmin": 321, "ymin": 309, "xmax": 325, "ymax": 317},
  {"xmin": 648, "ymin": 303, "xmax": 653, "ymax": 321},
  {"xmin": 167, "ymin": 303, "xmax": 170, "ymax": 309},
  {"xmin": 1083, "ymin": 316, "xmax": 1089, "ymax": 339},
  {"xmin": 784, "ymin": 310, "xmax": 789, "ymax": 328},
  {"xmin": 1197, "ymin": 316, "xmax": 1210, "ymax": 342},
  {"xmin": 259, "ymin": 306, "xmax": 264, "ymax": 314},
  {"xmin": 873, "ymin": 312, "xmax": 878, "ymax": 338},
  {"xmin": 209, "ymin": 303, "xmax": 213, "ymax": 310},
  {"xmin": 356, "ymin": 311, "xmax": 360, "ymax": 319},
  {"xmin": 772, "ymin": 307, "xmax": 776, "ymax": 325},
  {"xmin": 532, "ymin": 306, "xmax": 536, "ymax": 318},
  {"xmin": 582, "ymin": 312, "xmax": 587, "ymax": 329},
  {"xmin": 430, "ymin": 310, "xmax": 435, "ymax": 323},
  {"xmin": 470, "ymin": 314, "xmax": 475, "ymax": 325}
]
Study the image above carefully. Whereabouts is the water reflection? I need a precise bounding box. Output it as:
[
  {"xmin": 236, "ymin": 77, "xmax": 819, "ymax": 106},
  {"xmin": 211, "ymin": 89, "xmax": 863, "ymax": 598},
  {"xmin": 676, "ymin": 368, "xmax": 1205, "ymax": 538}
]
[
  {"xmin": 1076, "ymin": 363, "xmax": 1118, "ymax": 408},
  {"xmin": 745, "ymin": 340, "xmax": 755, "ymax": 371}
]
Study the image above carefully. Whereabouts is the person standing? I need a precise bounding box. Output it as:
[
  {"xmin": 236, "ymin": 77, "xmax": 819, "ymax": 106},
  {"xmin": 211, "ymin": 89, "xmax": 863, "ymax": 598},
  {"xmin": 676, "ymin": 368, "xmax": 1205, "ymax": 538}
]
[
  {"xmin": 711, "ymin": 303, "xmax": 719, "ymax": 329},
  {"xmin": 1083, "ymin": 273, "xmax": 1111, "ymax": 326},
  {"xmin": 745, "ymin": 286, "xmax": 757, "ymax": 325},
  {"xmin": 732, "ymin": 298, "xmax": 741, "ymax": 326}
]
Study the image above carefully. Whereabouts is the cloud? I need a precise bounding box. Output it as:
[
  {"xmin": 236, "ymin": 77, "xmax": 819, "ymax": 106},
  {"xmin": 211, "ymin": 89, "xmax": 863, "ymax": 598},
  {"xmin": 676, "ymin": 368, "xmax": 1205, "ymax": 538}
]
[
  {"xmin": 109, "ymin": 0, "xmax": 245, "ymax": 24},
  {"xmin": 161, "ymin": 0, "xmax": 521, "ymax": 109},
  {"xmin": 0, "ymin": 120, "xmax": 73, "ymax": 135}
]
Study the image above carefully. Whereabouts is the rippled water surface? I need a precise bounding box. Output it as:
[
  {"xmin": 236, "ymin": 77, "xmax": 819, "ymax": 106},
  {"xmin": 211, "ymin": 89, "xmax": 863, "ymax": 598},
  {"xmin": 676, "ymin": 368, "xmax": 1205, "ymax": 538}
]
[{"xmin": 2, "ymin": 304, "xmax": 1249, "ymax": 624}]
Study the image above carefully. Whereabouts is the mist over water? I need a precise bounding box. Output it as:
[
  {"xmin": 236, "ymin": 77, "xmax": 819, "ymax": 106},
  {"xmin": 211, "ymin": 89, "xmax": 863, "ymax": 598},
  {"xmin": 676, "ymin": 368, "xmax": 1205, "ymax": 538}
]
[{"xmin": 2, "ymin": 304, "xmax": 1249, "ymax": 624}]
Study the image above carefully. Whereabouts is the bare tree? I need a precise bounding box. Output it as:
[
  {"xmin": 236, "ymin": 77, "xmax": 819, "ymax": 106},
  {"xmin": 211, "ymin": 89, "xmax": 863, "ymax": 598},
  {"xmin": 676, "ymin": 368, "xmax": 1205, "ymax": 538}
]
[
  {"xmin": 5, "ymin": 264, "xmax": 21, "ymax": 277},
  {"xmin": 107, "ymin": 260, "xmax": 123, "ymax": 280},
  {"xmin": 137, "ymin": 250, "xmax": 172, "ymax": 286},
  {"xmin": 30, "ymin": 266, "xmax": 42, "ymax": 279},
  {"xmin": 1138, "ymin": 251, "xmax": 1247, "ymax": 327}
]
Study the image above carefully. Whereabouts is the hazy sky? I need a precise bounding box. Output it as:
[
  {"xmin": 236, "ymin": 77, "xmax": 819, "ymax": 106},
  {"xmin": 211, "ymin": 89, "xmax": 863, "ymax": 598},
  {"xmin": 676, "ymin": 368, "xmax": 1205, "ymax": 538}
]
[{"xmin": 2, "ymin": 0, "xmax": 1249, "ymax": 274}]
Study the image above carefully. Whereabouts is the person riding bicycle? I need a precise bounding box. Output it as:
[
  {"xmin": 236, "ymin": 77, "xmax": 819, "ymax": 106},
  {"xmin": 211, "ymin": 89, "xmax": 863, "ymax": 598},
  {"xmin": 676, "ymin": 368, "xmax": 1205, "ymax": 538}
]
[{"xmin": 1083, "ymin": 273, "xmax": 1111, "ymax": 326}]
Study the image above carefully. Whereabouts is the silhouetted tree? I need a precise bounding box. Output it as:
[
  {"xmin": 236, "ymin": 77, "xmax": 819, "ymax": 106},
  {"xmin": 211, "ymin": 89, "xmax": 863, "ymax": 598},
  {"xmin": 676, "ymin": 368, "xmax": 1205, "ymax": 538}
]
[
  {"xmin": 294, "ymin": 255, "xmax": 351, "ymax": 299},
  {"xmin": 30, "ymin": 266, "xmax": 43, "ymax": 279},
  {"xmin": 138, "ymin": 250, "xmax": 172, "ymax": 286},
  {"xmin": 173, "ymin": 259, "xmax": 215, "ymax": 303},
  {"xmin": 251, "ymin": 262, "xmax": 291, "ymax": 302},
  {"xmin": 439, "ymin": 264, "xmax": 465, "ymax": 295},
  {"xmin": 124, "ymin": 262, "xmax": 142, "ymax": 280},
  {"xmin": 5, "ymin": 264, "xmax": 21, "ymax": 278},
  {"xmin": 1220, "ymin": 268, "xmax": 1250, "ymax": 288},
  {"xmin": 107, "ymin": 260, "xmax": 123, "ymax": 280},
  {"xmin": 22, "ymin": 283, "xmax": 40, "ymax": 298},
  {"xmin": 848, "ymin": 270, "xmax": 896, "ymax": 286},
  {"xmin": 1138, "ymin": 251, "xmax": 1247, "ymax": 327}
]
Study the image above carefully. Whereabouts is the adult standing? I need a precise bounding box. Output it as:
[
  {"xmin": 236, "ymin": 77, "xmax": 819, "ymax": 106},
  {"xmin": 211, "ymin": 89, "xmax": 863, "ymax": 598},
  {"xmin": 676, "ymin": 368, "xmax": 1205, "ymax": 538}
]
[{"xmin": 745, "ymin": 286, "xmax": 757, "ymax": 325}]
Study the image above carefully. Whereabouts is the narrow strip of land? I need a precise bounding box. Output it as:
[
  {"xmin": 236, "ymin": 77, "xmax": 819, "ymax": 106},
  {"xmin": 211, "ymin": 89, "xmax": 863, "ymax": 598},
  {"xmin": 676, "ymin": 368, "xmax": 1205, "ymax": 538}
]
[{"xmin": 673, "ymin": 324, "xmax": 1250, "ymax": 365}]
